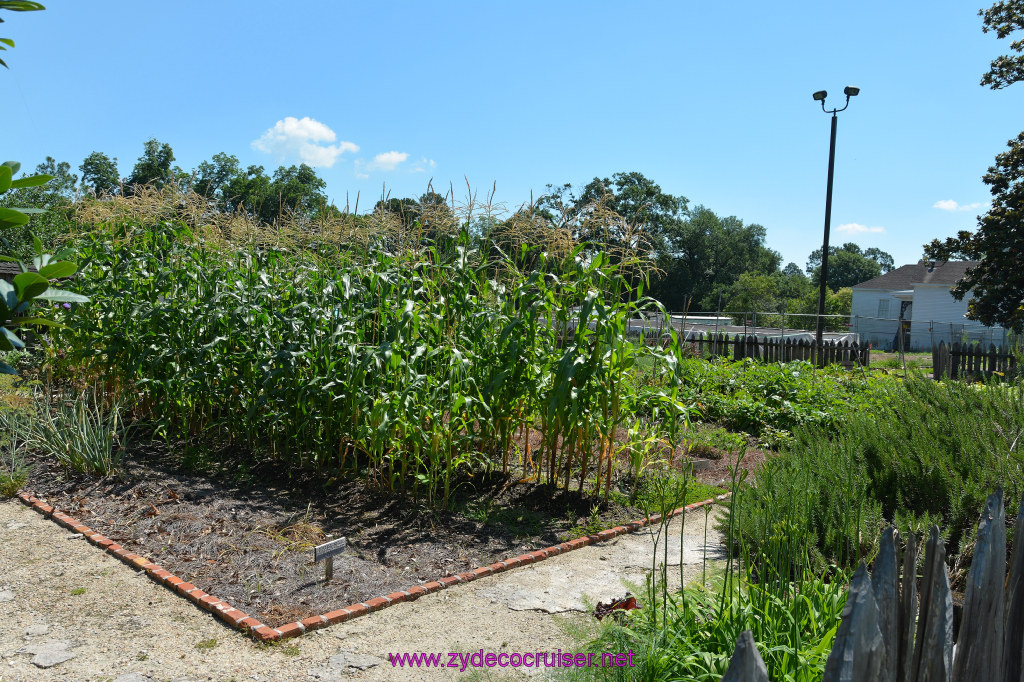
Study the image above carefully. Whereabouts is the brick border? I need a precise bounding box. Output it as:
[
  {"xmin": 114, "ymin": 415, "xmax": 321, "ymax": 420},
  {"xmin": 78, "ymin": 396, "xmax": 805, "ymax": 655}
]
[{"xmin": 15, "ymin": 490, "xmax": 729, "ymax": 642}]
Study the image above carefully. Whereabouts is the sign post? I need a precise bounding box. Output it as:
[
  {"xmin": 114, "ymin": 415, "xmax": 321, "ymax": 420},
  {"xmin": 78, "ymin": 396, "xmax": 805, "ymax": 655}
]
[{"xmin": 313, "ymin": 535, "xmax": 346, "ymax": 584}]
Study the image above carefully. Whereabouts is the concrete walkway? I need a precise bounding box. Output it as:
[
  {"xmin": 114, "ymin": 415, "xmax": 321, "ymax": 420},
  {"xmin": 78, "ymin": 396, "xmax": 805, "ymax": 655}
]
[{"xmin": 0, "ymin": 498, "xmax": 725, "ymax": 681}]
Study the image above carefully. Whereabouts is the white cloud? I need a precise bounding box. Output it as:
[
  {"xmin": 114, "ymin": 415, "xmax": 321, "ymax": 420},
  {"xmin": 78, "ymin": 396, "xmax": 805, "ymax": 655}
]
[
  {"xmin": 933, "ymin": 199, "xmax": 987, "ymax": 212},
  {"xmin": 411, "ymin": 156, "xmax": 437, "ymax": 173},
  {"xmin": 837, "ymin": 222, "xmax": 886, "ymax": 234},
  {"xmin": 366, "ymin": 151, "xmax": 409, "ymax": 172},
  {"xmin": 252, "ymin": 116, "xmax": 358, "ymax": 168}
]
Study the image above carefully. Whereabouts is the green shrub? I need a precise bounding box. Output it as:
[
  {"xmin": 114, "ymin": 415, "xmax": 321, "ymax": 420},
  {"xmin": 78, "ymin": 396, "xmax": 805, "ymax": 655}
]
[
  {"xmin": 668, "ymin": 357, "xmax": 892, "ymax": 440},
  {"xmin": 686, "ymin": 427, "xmax": 745, "ymax": 460},
  {"xmin": 30, "ymin": 387, "xmax": 132, "ymax": 476},
  {"xmin": 730, "ymin": 377, "xmax": 1024, "ymax": 569}
]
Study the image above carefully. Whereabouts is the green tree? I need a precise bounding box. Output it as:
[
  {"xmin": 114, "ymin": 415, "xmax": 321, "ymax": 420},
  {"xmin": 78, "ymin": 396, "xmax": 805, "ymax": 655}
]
[
  {"xmin": 125, "ymin": 138, "xmax": 175, "ymax": 192},
  {"xmin": 267, "ymin": 163, "xmax": 327, "ymax": 224},
  {"xmin": 79, "ymin": 151, "xmax": 120, "ymax": 197},
  {"xmin": 0, "ymin": 157, "xmax": 77, "ymax": 259},
  {"xmin": 220, "ymin": 164, "xmax": 272, "ymax": 218},
  {"xmin": 658, "ymin": 206, "xmax": 781, "ymax": 310},
  {"xmin": 779, "ymin": 262, "xmax": 814, "ymax": 301},
  {"xmin": 193, "ymin": 152, "xmax": 240, "ymax": 208},
  {"xmin": 722, "ymin": 272, "xmax": 780, "ymax": 317},
  {"xmin": 538, "ymin": 172, "xmax": 687, "ymax": 257},
  {"xmin": 806, "ymin": 242, "xmax": 889, "ymax": 289},
  {"xmin": 864, "ymin": 247, "xmax": 895, "ymax": 273},
  {"xmin": 979, "ymin": 0, "xmax": 1024, "ymax": 89},
  {"xmin": 923, "ymin": 0, "xmax": 1024, "ymax": 331}
]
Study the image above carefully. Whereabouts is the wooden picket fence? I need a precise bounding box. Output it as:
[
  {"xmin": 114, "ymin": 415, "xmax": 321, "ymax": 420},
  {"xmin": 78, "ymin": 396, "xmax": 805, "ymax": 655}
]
[
  {"xmin": 674, "ymin": 333, "xmax": 870, "ymax": 368},
  {"xmin": 932, "ymin": 340, "xmax": 1018, "ymax": 381},
  {"xmin": 721, "ymin": 488, "xmax": 1024, "ymax": 682}
]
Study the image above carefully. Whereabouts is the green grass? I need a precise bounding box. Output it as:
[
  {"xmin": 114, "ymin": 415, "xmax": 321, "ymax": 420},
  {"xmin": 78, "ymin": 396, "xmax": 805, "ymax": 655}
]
[{"xmin": 195, "ymin": 638, "xmax": 219, "ymax": 651}]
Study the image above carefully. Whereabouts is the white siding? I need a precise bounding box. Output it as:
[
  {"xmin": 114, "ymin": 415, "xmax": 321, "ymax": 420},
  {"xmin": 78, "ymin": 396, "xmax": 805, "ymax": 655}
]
[
  {"xmin": 909, "ymin": 285, "xmax": 1001, "ymax": 350},
  {"xmin": 850, "ymin": 288, "xmax": 900, "ymax": 350}
]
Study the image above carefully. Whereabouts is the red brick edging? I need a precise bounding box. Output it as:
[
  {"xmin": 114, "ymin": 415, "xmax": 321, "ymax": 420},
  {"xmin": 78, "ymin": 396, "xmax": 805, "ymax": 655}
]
[{"xmin": 15, "ymin": 490, "xmax": 729, "ymax": 642}]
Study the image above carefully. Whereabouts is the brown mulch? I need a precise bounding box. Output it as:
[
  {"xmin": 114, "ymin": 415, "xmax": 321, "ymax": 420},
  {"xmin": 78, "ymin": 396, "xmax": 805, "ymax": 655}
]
[{"xmin": 21, "ymin": 434, "xmax": 763, "ymax": 629}]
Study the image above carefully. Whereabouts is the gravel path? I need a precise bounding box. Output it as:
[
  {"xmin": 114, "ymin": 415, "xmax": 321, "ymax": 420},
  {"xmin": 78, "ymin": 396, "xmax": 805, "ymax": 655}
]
[{"xmin": 0, "ymin": 498, "xmax": 724, "ymax": 681}]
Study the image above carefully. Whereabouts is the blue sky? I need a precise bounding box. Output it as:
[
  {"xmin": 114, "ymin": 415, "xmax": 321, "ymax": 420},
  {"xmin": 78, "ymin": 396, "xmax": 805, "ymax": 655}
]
[{"xmin": 3, "ymin": 1, "xmax": 1022, "ymax": 272}]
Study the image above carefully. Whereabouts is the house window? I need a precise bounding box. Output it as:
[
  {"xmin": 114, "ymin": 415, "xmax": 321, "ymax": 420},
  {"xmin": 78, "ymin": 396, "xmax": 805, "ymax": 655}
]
[{"xmin": 877, "ymin": 299, "xmax": 890, "ymax": 318}]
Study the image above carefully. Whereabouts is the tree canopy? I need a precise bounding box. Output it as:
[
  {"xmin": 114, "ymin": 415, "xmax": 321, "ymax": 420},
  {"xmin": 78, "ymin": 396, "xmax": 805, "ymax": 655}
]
[
  {"xmin": 659, "ymin": 205, "xmax": 781, "ymax": 310},
  {"xmin": 923, "ymin": 0, "xmax": 1024, "ymax": 331},
  {"xmin": 79, "ymin": 151, "xmax": 119, "ymax": 197},
  {"xmin": 125, "ymin": 138, "xmax": 176, "ymax": 192},
  {"xmin": 806, "ymin": 243, "xmax": 893, "ymax": 289}
]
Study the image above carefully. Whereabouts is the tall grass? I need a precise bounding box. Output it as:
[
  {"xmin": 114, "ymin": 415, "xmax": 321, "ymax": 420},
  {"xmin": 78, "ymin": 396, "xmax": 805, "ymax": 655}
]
[
  {"xmin": 566, "ymin": 452, "xmax": 848, "ymax": 682},
  {"xmin": 0, "ymin": 406, "xmax": 31, "ymax": 495}
]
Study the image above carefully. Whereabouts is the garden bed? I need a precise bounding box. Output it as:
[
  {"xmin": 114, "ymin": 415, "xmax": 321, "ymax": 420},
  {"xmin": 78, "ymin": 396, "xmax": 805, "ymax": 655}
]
[{"xmin": 19, "ymin": 435, "xmax": 741, "ymax": 629}]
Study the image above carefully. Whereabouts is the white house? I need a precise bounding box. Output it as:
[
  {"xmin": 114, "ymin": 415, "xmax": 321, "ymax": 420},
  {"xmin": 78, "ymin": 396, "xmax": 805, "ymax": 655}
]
[{"xmin": 849, "ymin": 260, "xmax": 1008, "ymax": 351}]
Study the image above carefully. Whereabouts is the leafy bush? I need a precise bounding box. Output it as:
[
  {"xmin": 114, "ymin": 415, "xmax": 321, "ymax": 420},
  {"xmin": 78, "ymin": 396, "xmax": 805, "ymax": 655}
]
[
  {"xmin": 30, "ymin": 388, "xmax": 132, "ymax": 475},
  {"xmin": 668, "ymin": 357, "xmax": 891, "ymax": 440},
  {"xmin": 731, "ymin": 377, "xmax": 1024, "ymax": 569},
  {"xmin": 686, "ymin": 426, "xmax": 745, "ymax": 460}
]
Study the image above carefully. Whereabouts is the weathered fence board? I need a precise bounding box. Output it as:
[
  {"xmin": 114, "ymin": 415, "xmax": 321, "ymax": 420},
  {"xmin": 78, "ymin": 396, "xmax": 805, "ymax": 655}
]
[
  {"xmin": 823, "ymin": 563, "xmax": 888, "ymax": 682},
  {"xmin": 687, "ymin": 333, "xmax": 869, "ymax": 368},
  {"xmin": 932, "ymin": 340, "xmax": 1017, "ymax": 381},
  {"xmin": 1002, "ymin": 493, "xmax": 1024, "ymax": 682},
  {"xmin": 720, "ymin": 630, "xmax": 769, "ymax": 682},
  {"xmin": 952, "ymin": 488, "xmax": 1006, "ymax": 682},
  {"xmin": 722, "ymin": 489, "xmax": 1023, "ymax": 682}
]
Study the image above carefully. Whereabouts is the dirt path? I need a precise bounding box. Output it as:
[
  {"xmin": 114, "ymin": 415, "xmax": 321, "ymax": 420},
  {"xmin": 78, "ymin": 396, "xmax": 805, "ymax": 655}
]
[{"xmin": 0, "ymin": 498, "xmax": 725, "ymax": 681}]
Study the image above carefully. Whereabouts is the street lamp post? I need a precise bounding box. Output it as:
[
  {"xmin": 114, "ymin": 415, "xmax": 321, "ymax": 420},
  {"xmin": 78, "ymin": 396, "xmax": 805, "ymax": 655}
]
[{"xmin": 812, "ymin": 86, "xmax": 859, "ymax": 351}]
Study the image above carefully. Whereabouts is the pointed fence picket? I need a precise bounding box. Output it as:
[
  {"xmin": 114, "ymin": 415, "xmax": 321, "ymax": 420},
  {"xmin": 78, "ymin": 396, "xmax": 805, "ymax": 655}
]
[
  {"xmin": 688, "ymin": 333, "xmax": 869, "ymax": 368},
  {"xmin": 720, "ymin": 489, "xmax": 1024, "ymax": 682},
  {"xmin": 932, "ymin": 340, "xmax": 1017, "ymax": 381}
]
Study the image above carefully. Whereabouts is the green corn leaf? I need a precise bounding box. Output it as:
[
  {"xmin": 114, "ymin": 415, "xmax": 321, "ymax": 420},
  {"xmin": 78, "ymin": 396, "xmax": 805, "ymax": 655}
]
[
  {"xmin": 0, "ymin": 164, "xmax": 11, "ymax": 192},
  {"xmin": 0, "ymin": 38, "xmax": 13, "ymax": 47},
  {"xmin": 8, "ymin": 316, "xmax": 65, "ymax": 328},
  {"xmin": 0, "ymin": 2, "xmax": 47, "ymax": 12},
  {"xmin": 1, "ymin": 161, "xmax": 21, "ymax": 175},
  {"xmin": 0, "ymin": 361, "xmax": 16, "ymax": 375}
]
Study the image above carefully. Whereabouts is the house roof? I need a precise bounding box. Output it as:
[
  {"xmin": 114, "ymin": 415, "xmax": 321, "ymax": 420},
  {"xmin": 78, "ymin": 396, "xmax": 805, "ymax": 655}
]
[
  {"xmin": 0, "ymin": 261, "xmax": 31, "ymax": 280},
  {"xmin": 852, "ymin": 260, "xmax": 980, "ymax": 290}
]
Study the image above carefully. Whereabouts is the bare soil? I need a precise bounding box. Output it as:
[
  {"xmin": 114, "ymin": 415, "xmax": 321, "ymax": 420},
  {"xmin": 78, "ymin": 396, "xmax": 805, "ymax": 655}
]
[{"xmin": 20, "ymin": 433, "xmax": 762, "ymax": 630}]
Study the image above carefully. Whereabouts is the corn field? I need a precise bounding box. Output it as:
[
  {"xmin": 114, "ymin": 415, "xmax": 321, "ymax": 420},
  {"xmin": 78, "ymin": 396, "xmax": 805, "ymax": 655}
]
[{"xmin": 50, "ymin": 221, "xmax": 695, "ymax": 508}]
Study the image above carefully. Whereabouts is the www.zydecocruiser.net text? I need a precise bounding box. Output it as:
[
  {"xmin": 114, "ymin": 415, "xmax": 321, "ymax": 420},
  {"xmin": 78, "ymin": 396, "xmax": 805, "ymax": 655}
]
[{"xmin": 388, "ymin": 650, "xmax": 636, "ymax": 671}]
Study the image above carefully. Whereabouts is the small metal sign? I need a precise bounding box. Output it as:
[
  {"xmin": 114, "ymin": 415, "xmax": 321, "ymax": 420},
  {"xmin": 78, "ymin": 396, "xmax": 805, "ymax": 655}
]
[
  {"xmin": 314, "ymin": 536, "xmax": 347, "ymax": 563},
  {"xmin": 313, "ymin": 536, "xmax": 346, "ymax": 583}
]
